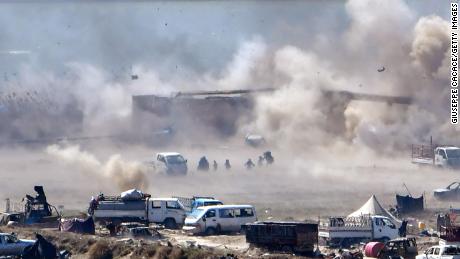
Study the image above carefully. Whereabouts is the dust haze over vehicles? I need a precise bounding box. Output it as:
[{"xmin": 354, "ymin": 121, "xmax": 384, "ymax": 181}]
[{"xmin": 0, "ymin": 0, "xmax": 454, "ymax": 257}]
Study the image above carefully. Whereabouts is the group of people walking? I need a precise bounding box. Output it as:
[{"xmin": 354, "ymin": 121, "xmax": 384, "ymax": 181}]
[{"xmin": 197, "ymin": 151, "xmax": 274, "ymax": 171}]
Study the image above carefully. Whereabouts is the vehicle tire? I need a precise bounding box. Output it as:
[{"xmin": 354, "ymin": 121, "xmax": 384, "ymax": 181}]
[
  {"xmin": 164, "ymin": 218, "xmax": 177, "ymax": 229},
  {"xmin": 205, "ymin": 227, "xmax": 216, "ymax": 235}
]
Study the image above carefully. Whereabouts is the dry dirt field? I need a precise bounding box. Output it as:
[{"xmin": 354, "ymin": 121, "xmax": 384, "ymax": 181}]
[{"xmin": 1, "ymin": 140, "xmax": 459, "ymax": 258}]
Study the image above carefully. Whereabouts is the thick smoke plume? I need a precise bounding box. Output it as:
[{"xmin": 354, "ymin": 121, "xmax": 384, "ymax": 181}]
[
  {"xmin": 238, "ymin": 0, "xmax": 455, "ymax": 154},
  {"xmin": 46, "ymin": 144, "xmax": 149, "ymax": 191},
  {"xmin": 0, "ymin": 0, "xmax": 453, "ymax": 155}
]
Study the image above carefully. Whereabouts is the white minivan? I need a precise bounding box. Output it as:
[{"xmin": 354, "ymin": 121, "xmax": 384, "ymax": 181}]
[{"xmin": 182, "ymin": 205, "xmax": 257, "ymax": 235}]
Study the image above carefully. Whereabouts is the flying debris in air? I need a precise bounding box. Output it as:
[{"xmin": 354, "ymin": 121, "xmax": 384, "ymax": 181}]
[{"xmin": 377, "ymin": 66, "xmax": 386, "ymax": 72}]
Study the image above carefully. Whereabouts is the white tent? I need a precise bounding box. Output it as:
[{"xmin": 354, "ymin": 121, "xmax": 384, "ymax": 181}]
[{"xmin": 348, "ymin": 195, "xmax": 402, "ymax": 226}]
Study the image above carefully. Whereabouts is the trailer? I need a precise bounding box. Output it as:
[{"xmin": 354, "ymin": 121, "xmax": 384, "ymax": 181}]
[{"xmin": 244, "ymin": 221, "xmax": 318, "ymax": 254}]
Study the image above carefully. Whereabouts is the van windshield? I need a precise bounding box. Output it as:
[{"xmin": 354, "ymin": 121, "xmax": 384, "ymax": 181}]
[
  {"xmin": 189, "ymin": 208, "xmax": 204, "ymax": 218},
  {"xmin": 166, "ymin": 155, "xmax": 186, "ymax": 164}
]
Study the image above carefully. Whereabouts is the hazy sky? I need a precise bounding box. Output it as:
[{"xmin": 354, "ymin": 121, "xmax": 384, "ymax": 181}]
[{"xmin": 0, "ymin": 0, "xmax": 449, "ymax": 77}]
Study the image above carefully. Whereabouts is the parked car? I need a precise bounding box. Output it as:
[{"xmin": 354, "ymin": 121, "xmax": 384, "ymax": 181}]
[
  {"xmin": 0, "ymin": 233, "xmax": 35, "ymax": 257},
  {"xmin": 416, "ymin": 244, "xmax": 460, "ymax": 259},
  {"xmin": 183, "ymin": 205, "xmax": 257, "ymax": 235},
  {"xmin": 434, "ymin": 182, "xmax": 460, "ymax": 200}
]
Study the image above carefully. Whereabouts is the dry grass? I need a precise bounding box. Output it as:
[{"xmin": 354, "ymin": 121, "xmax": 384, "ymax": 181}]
[{"xmin": 87, "ymin": 240, "xmax": 113, "ymax": 259}]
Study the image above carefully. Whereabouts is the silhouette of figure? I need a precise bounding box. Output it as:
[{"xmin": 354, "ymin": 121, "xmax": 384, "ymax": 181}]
[
  {"xmin": 197, "ymin": 156, "xmax": 210, "ymax": 171},
  {"xmin": 258, "ymin": 156, "xmax": 264, "ymax": 167},
  {"xmin": 245, "ymin": 159, "xmax": 255, "ymax": 170},
  {"xmin": 225, "ymin": 159, "xmax": 231, "ymax": 170}
]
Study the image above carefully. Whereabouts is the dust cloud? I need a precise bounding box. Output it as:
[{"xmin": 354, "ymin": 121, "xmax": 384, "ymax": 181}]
[
  {"xmin": 0, "ymin": 0, "xmax": 455, "ymax": 219},
  {"xmin": 46, "ymin": 144, "xmax": 149, "ymax": 191}
]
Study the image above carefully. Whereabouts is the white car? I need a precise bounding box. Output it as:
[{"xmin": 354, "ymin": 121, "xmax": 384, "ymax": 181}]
[
  {"xmin": 154, "ymin": 152, "xmax": 188, "ymax": 175},
  {"xmin": 183, "ymin": 205, "xmax": 257, "ymax": 235},
  {"xmin": 416, "ymin": 245, "xmax": 460, "ymax": 259},
  {"xmin": 0, "ymin": 233, "xmax": 35, "ymax": 257}
]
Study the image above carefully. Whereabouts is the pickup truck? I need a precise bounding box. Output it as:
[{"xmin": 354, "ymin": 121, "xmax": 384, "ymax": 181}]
[
  {"xmin": 88, "ymin": 194, "xmax": 187, "ymax": 229},
  {"xmin": 416, "ymin": 245, "xmax": 460, "ymax": 259},
  {"xmin": 412, "ymin": 143, "xmax": 460, "ymax": 169},
  {"xmin": 319, "ymin": 215, "xmax": 399, "ymax": 247},
  {"xmin": 0, "ymin": 233, "xmax": 35, "ymax": 257},
  {"xmin": 154, "ymin": 152, "xmax": 188, "ymax": 175}
]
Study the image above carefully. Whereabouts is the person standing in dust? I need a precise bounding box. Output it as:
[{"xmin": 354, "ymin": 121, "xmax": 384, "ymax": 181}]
[
  {"xmin": 197, "ymin": 156, "xmax": 210, "ymax": 171},
  {"xmin": 257, "ymin": 156, "xmax": 264, "ymax": 167},
  {"xmin": 213, "ymin": 160, "xmax": 218, "ymax": 171},
  {"xmin": 245, "ymin": 159, "xmax": 255, "ymax": 170},
  {"xmin": 225, "ymin": 159, "xmax": 231, "ymax": 170},
  {"xmin": 263, "ymin": 151, "xmax": 274, "ymax": 165}
]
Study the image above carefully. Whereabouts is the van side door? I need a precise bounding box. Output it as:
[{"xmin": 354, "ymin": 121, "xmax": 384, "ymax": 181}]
[
  {"xmin": 204, "ymin": 209, "xmax": 217, "ymax": 230},
  {"xmin": 218, "ymin": 208, "xmax": 236, "ymax": 232}
]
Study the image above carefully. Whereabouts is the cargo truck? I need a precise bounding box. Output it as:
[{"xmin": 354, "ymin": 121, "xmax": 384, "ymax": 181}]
[{"xmin": 88, "ymin": 192, "xmax": 187, "ymax": 229}]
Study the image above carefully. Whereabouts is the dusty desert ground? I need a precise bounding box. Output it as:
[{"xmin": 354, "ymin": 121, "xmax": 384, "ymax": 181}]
[{"xmin": 1, "ymin": 138, "xmax": 459, "ymax": 221}]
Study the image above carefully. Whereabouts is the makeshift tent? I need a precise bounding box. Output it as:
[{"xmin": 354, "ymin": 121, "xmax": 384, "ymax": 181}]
[
  {"xmin": 348, "ymin": 195, "xmax": 402, "ymax": 226},
  {"xmin": 59, "ymin": 216, "xmax": 95, "ymax": 234},
  {"xmin": 22, "ymin": 234, "xmax": 57, "ymax": 259},
  {"xmin": 396, "ymin": 195, "xmax": 424, "ymax": 214}
]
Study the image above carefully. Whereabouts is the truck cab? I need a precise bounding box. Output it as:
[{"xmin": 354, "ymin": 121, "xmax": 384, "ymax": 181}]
[
  {"xmin": 371, "ymin": 216, "xmax": 399, "ymax": 241},
  {"xmin": 434, "ymin": 147, "xmax": 460, "ymax": 169},
  {"xmin": 147, "ymin": 198, "xmax": 187, "ymax": 229},
  {"xmin": 155, "ymin": 152, "xmax": 188, "ymax": 175},
  {"xmin": 0, "ymin": 233, "xmax": 35, "ymax": 256}
]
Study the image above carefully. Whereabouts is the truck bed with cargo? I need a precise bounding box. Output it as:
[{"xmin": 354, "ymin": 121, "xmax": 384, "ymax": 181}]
[{"xmin": 88, "ymin": 192, "xmax": 186, "ymax": 229}]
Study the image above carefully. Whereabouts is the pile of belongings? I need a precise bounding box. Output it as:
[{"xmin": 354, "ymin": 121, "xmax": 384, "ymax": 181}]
[{"xmin": 59, "ymin": 216, "xmax": 95, "ymax": 235}]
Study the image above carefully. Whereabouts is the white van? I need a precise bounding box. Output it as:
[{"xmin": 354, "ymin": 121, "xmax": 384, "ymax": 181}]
[
  {"xmin": 154, "ymin": 152, "xmax": 188, "ymax": 175},
  {"xmin": 182, "ymin": 205, "xmax": 257, "ymax": 235}
]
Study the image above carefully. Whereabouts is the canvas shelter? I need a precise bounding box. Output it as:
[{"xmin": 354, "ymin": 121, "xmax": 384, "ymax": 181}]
[{"xmin": 348, "ymin": 195, "xmax": 402, "ymax": 226}]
